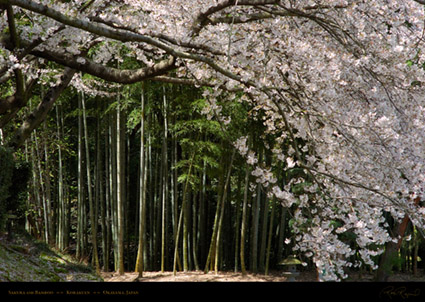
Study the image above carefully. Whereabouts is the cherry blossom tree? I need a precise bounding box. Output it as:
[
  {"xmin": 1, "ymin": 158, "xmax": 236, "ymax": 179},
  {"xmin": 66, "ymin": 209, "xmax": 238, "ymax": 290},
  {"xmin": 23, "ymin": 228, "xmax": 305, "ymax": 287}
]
[{"xmin": 1, "ymin": 0, "xmax": 425, "ymax": 280}]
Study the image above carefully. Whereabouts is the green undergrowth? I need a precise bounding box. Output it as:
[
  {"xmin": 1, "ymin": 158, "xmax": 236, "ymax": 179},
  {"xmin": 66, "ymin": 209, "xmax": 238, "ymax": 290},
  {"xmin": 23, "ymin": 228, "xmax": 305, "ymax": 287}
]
[{"xmin": 0, "ymin": 232, "xmax": 103, "ymax": 282}]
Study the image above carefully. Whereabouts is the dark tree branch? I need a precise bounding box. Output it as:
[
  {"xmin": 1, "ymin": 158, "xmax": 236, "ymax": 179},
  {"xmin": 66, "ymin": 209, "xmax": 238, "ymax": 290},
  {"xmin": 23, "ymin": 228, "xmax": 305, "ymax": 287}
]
[
  {"xmin": 1, "ymin": 0, "xmax": 183, "ymax": 55},
  {"xmin": 1, "ymin": 30, "xmax": 177, "ymax": 85},
  {"xmin": 0, "ymin": 95, "xmax": 19, "ymax": 115},
  {"xmin": 6, "ymin": 4, "xmax": 25, "ymax": 99},
  {"xmin": 209, "ymin": 12, "xmax": 274, "ymax": 25},
  {"xmin": 192, "ymin": 0, "xmax": 280, "ymax": 34},
  {"xmin": 8, "ymin": 67, "xmax": 76, "ymax": 149},
  {"xmin": 1, "ymin": 0, "xmax": 251, "ymax": 86},
  {"xmin": 30, "ymin": 45, "xmax": 176, "ymax": 84}
]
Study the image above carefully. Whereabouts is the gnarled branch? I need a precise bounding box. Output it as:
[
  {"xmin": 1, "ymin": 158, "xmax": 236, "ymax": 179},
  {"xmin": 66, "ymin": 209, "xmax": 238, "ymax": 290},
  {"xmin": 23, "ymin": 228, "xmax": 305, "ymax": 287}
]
[
  {"xmin": 9, "ymin": 67, "xmax": 76, "ymax": 149},
  {"xmin": 30, "ymin": 46, "xmax": 176, "ymax": 84}
]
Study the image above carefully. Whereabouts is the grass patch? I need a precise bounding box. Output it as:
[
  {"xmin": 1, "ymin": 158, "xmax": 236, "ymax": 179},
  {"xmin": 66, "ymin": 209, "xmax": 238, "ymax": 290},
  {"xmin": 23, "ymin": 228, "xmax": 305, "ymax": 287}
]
[{"xmin": 0, "ymin": 231, "xmax": 103, "ymax": 282}]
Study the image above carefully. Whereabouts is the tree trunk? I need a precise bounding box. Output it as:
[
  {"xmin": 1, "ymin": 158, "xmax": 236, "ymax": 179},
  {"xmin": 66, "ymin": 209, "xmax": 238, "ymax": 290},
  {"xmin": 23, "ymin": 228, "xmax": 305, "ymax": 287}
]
[
  {"xmin": 30, "ymin": 131, "xmax": 43, "ymax": 239},
  {"xmin": 95, "ymin": 99, "xmax": 107, "ymax": 271},
  {"xmin": 33, "ymin": 129, "xmax": 48, "ymax": 243},
  {"xmin": 265, "ymin": 197, "xmax": 276, "ymax": 275},
  {"xmin": 375, "ymin": 197, "xmax": 421, "ymax": 281},
  {"xmin": 99, "ymin": 135, "xmax": 108, "ymax": 271},
  {"xmin": 42, "ymin": 122, "xmax": 54, "ymax": 244},
  {"xmin": 104, "ymin": 121, "xmax": 112, "ymax": 272},
  {"xmin": 204, "ymin": 149, "xmax": 235, "ymax": 274},
  {"xmin": 170, "ymin": 113, "xmax": 182, "ymax": 272},
  {"xmin": 171, "ymin": 115, "xmax": 179, "ymax": 254},
  {"xmin": 259, "ymin": 188, "xmax": 269, "ymax": 272},
  {"xmin": 233, "ymin": 174, "xmax": 242, "ymax": 272},
  {"xmin": 109, "ymin": 107, "xmax": 119, "ymax": 271},
  {"xmin": 81, "ymin": 91, "xmax": 100, "ymax": 272},
  {"xmin": 182, "ymin": 177, "xmax": 190, "ymax": 272},
  {"xmin": 240, "ymin": 163, "xmax": 250, "ymax": 275},
  {"xmin": 413, "ymin": 226, "xmax": 419, "ymax": 276},
  {"xmin": 147, "ymin": 125, "xmax": 154, "ymax": 270},
  {"xmin": 76, "ymin": 92, "xmax": 86, "ymax": 260},
  {"xmin": 136, "ymin": 87, "xmax": 147, "ymax": 277},
  {"xmin": 173, "ymin": 150, "xmax": 196, "ymax": 275},
  {"xmin": 199, "ymin": 160, "xmax": 207, "ymax": 265},
  {"xmin": 214, "ymin": 149, "xmax": 235, "ymax": 272},
  {"xmin": 251, "ymin": 183, "xmax": 261, "ymax": 273},
  {"xmin": 161, "ymin": 86, "xmax": 168, "ymax": 272},
  {"xmin": 277, "ymin": 207, "xmax": 287, "ymax": 262},
  {"xmin": 192, "ymin": 189, "xmax": 200, "ymax": 271},
  {"xmin": 116, "ymin": 94, "xmax": 125, "ymax": 275},
  {"xmin": 55, "ymin": 103, "xmax": 65, "ymax": 251}
]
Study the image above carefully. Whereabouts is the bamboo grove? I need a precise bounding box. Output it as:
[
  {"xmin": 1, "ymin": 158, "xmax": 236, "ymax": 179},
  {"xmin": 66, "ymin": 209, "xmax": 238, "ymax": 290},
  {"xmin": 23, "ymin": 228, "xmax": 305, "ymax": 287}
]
[
  {"xmin": 2, "ymin": 76, "xmax": 423, "ymax": 278},
  {"xmin": 3, "ymin": 78, "xmax": 296, "ymax": 276},
  {"xmin": 2, "ymin": 0, "xmax": 425, "ymax": 282}
]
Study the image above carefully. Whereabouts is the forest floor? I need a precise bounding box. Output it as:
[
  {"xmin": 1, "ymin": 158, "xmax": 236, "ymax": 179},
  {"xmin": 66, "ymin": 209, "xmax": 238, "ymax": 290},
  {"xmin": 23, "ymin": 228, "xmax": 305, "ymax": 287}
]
[
  {"xmin": 101, "ymin": 269, "xmax": 425, "ymax": 282},
  {"xmin": 101, "ymin": 270, "xmax": 297, "ymax": 282},
  {"xmin": 0, "ymin": 232, "xmax": 102, "ymax": 282},
  {"xmin": 2, "ymin": 231, "xmax": 424, "ymax": 283}
]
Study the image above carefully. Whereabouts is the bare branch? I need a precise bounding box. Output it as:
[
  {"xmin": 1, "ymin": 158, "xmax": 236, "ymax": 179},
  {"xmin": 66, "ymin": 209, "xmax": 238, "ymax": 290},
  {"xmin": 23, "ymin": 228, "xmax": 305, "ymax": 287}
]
[
  {"xmin": 209, "ymin": 12, "xmax": 275, "ymax": 25},
  {"xmin": 30, "ymin": 45, "xmax": 176, "ymax": 84},
  {"xmin": 413, "ymin": 0, "xmax": 425, "ymax": 5},
  {"xmin": 3, "ymin": 0, "xmax": 248, "ymax": 86},
  {"xmin": 6, "ymin": 4, "xmax": 25, "ymax": 98},
  {"xmin": 192, "ymin": 0, "xmax": 279, "ymax": 34},
  {"xmin": 9, "ymin": 67, "xmax": 76, "ymax": 148},
  {"xmin": 0, "ymin": 95, "xmax": 19, "ymax": 115}
]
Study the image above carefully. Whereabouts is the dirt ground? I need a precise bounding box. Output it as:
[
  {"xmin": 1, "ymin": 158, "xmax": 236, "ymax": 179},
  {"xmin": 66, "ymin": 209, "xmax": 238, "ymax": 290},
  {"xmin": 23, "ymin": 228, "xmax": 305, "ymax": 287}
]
[{"xmin": 101, "ymin": 270, "xmax": 316, "ymax": 282}]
